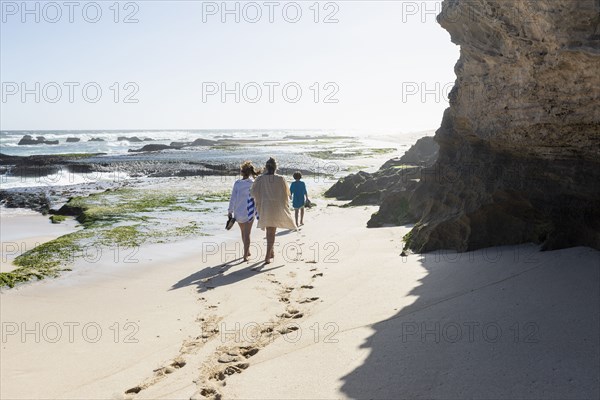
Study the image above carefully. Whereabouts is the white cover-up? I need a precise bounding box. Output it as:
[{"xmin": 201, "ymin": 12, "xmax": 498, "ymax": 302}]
[
  {"xmin": 250, "ymin": 174, "xmax": 297, "ymax": 230},
  {"xmin": 228, "ymin": 178, "xmax": 255, "ymax": 223}
]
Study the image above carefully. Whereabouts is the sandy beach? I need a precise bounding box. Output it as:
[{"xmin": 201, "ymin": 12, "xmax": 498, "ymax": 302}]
[
  {"xmin": 3, "ymin": 0, "xmax": 600, "ymax": 397},
  {"xmin": 1, "ymin": 202, "xmax": 598, "ymax": 399}
]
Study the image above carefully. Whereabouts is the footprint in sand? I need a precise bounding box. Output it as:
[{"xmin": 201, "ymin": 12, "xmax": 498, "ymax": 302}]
[
  {"xmin": 217, "ymin": 354, "xmax": 239, "ymax": 363},
  {"xmin": 279, "ymin": 325, "xmax": 300, "ymax": 334},
  {"xmin": 240, "ymin": 346, "xmax": 260, "ymax": 358},
  {"xmin": 278, "ymin": 309, "xmax": 304, "ymax": 319},
  {"xmin": 301, "ymin": 285, "xmax": 314, "ymax": 289},
  {"xmin": 224, "ymin": 363, "xmax": 249, "ymax": 375},
  {"xmin": 125, "ymin": 386, "xmax": 142, "ymax": 395},
  {"xmin": 312, "ymin": 273, "xmax": 323, "ymax": 278},
  {"xmin": 154, "ymin": 359, "xmax": 186, "ymax": 375},
  {"xmin": 299, "ymin": 297, "xmax": 320, "ymax": 304},
  {"xmin": 206, "ymin": 345, "xmax": 260, "ymax": 392},
  {"xmin": 124, "ymin": 359, "xmax": 187, "ymax": 395},
  {"xmin": 200, "ymin": 326, "xmax": 220, "ymax": 339},
  {"xmin": 192, "ymin": 387, "xmax": 221, "ymax": 400}
]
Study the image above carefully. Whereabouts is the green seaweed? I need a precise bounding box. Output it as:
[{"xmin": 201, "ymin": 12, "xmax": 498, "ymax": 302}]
[
  {"xmin": 1, "ymin": 230, "xmax": 93, "ymax": 288},
  {"xmin": 99, "ymin": 225, "xmax": 144, "ymax": 247},
  {"xmin": 49, "ymin": 215, "xmax": 66, "ymax": 224},
  {"xmin": 1, "ymin": 188, "xmax": 216, "ymax": 288},
  {"xmin": 200, "ymin": 192, "xmax": 230, "ymax": 203},
  {"xmin": 55, "ymin": 153, "xmax": 104, "ymax": 159},
  {"xmin": 68, "ymin": 189, "xmax": 179, "ymax": 227}
]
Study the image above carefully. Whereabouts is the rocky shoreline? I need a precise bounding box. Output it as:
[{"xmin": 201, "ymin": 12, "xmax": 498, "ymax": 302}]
[
  {"xmin": 324, "ymin": 136, "xmax": 438, "ymax": 227},
  {"xmin": 0, "ymin": 151, "xmax": 320, "ymax": 216},
  {"xmin": 401, "ymin": 0, "xmax": 600, "ymax": 252},
  {"xmin": 326, "ymin": 1, "xmax": 600, "ymax": 253}
]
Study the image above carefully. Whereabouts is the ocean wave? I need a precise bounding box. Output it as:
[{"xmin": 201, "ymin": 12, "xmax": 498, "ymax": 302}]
[{"xmin": 0, "ymin": 171, "xmax": 131, "ymax": 190}]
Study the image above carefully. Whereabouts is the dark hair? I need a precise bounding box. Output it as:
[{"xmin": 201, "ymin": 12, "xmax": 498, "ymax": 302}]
[
  {"xmin": 293, "ymin": 171, "xmax": 302, "ymax": 180},
  {"xmin": 265, "ymin": 157, "xmax": 277, "ymax": 174},
  {"xmin": 240, "ymin": 161, "xmax": 259, "ymax": 178}
]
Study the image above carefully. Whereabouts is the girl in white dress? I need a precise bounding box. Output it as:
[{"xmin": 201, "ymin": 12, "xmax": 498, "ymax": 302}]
[{"xmin": 228, "ymin": 161, "xmax": 259, "ymax": 261}]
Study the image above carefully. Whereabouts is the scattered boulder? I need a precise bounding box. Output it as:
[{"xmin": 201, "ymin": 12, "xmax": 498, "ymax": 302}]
[
  {"xmin": 53, "ymin": 201, "xmax": 84, "ymax": 217},
  {"xmin": 325, "ymin": 171, "xmax": 371, "ymax": 200},
  {"xmin": 118, "ymin": 136, "xmax": 143, "ymax": 142},
  {"xmin": 89, "ymin": 138, "xmax": 105, "ymax": 142},
  {"xmin": 128, "ymin": 144, "xmax": 173, "ymax": 153},
  {"xmin": 17, "ymin": 135, "xmax": 59, "ymax": 145},
  {"xmin": 66, "ymin": 137, "xmax": 81, "ymax": 143},
  {"xmin": 0, "ymin": 190, "xmax": 50, "ymax": 214},
  {"xmin": 169, "ymin": 141, "xmax": 189, "ymax": 149},
  {"xmin": 325, "ymin": 136, "xmax": 439, "ymax": 229},
  {"xmin": 169, "ymin": 138, "xmax": 217, "ymax": 149},
  {"xmin": 367, "ymin": 190, "xmax": 416, "ymax": 228}
]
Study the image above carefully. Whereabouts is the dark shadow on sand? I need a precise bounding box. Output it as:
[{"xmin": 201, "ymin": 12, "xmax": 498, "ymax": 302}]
[
  {"xmin": 171, "ymin": 257, "xmax": 285, "ymax": 293},
  {"xmin": 276, "ymin": 229, "xmax": 296, "ymax": 237},
  {"xmin": 340, "ymin": 245, "xmax": 600, "ymax": 399}
]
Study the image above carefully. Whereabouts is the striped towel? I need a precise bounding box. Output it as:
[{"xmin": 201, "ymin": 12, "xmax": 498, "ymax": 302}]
[{"xmin": 247, "ymin": 196, "xmax": 257, "ymax": 221}]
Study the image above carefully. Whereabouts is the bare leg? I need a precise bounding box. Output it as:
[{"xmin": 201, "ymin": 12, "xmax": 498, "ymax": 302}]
[
  {"xmin": 244, "ymin": 220, "xmax": 253, "ymax": 259},
  {"xmin": 239, "ymin": 221, "xmax": 253, "ymax": 261},
  {"xmin": 300, "ymin": 208, "xmax": 305, "ymax": 225},
  {"xmin": 265, "ymin": 227, "xmax": 276, "ymax": 264},
  {"xmin": 294, "ymin": 209, "xmax": 299, "ymax": 226}
]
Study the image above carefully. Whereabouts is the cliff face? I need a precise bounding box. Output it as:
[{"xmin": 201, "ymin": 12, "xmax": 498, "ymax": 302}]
[{"xmin": 406, "ymin": 0, "xmax": 600, "ymax": 252}]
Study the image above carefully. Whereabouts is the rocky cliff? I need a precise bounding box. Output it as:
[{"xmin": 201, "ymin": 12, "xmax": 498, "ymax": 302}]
[{"xmin": 406, "ymin": 0, "xmax": 600, "ymax": 251}]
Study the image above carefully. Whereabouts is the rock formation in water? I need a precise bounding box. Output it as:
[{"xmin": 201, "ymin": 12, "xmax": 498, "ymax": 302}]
[
  {"xmin": 128, "ymin": 144, "xmax": 173, "ymax": 153},
  {"xmin": 405, "ymin": 0, "xmax": 600, "ymax": 251},
  {"xmin": 17, "ymin": 135, "xmax": 59, "ymax": 145},
  {"xmin": 324, "ymin": 137, "xmax": 438, "ymax": 226}
]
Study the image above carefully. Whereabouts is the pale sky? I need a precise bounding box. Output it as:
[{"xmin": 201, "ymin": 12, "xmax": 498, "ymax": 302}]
[{"xmin": 0, "ymin": 0, "xmax": 459, "ymax": 131}]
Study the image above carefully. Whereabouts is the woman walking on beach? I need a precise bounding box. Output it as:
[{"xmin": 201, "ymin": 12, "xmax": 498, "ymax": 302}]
[
  {"xmin": 251, "ymin": 157, "xmax": 297, "ymax": 264},
  {"xmin": 228, "ymin": 161, "xmax": 260, "ymax": 261}
]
